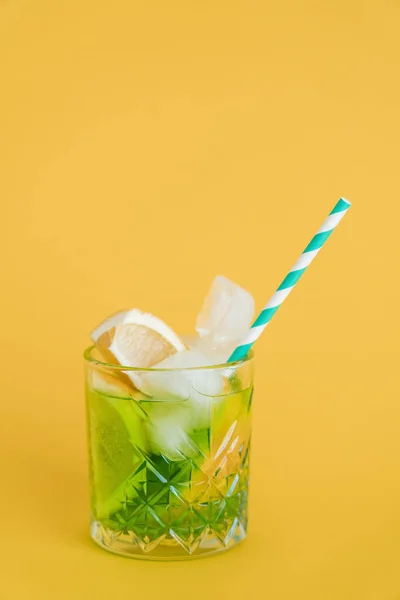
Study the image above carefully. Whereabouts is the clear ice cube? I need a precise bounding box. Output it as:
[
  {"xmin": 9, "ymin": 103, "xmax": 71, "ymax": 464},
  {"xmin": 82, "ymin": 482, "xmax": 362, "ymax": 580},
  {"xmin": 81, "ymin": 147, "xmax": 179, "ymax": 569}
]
[
  {"xmin": 131, "ymin": 348, "xmax": 224, "ymax": 399},
  {"xmin": 143, "ymin": 402, "xmax": 198, "ymax": 460},
  {"xmin": 182, "ymin": 334, "xmax": 238, "ymax": 364},
  {"xmin": 196, "ymin": 275, "xmax": 255, "ymax": 346}
]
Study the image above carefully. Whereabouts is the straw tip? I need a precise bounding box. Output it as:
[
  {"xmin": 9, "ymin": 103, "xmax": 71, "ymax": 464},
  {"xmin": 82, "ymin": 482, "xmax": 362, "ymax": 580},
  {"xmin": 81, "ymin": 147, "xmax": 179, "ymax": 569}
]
[{"xmin": 340, "ymin": 197, "xmax": 351, "ymax": 207}]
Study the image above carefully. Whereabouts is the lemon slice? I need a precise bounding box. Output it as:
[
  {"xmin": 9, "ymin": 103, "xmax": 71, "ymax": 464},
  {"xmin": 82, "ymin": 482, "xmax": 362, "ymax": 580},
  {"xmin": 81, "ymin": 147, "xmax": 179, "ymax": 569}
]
[
  {"xmin": 90, "ymin": 309, "xmax": 130, "ymax": 363},
  {"xmin": 110, "ymin": 309, "xmax": 186, "ymax": 368},
  {"xmin": 91, "ymin": 369, "xmax": 148, "ymax": 401}
]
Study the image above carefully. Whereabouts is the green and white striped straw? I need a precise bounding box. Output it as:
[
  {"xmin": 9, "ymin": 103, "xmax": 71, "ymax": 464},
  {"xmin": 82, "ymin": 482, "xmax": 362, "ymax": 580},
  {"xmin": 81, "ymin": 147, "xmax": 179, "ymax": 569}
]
[{"xmin": 228, "ymin": 198, "xmax": 351, "ymax": 362}]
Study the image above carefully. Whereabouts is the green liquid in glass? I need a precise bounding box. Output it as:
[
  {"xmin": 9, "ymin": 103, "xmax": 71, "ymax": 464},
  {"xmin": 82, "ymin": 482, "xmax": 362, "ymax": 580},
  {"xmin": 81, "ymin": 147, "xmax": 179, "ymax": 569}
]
[{"xmin": 86, "ymin": 381, "xmax": 252, "ymax": 556}]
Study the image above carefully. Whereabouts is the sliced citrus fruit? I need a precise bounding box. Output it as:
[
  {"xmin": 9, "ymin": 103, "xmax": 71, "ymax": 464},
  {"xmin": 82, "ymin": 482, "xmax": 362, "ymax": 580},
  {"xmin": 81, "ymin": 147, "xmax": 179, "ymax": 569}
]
[
  {"xmin": 87, "ymin": 377, "xmax": 149, "ymax": 520},
  {"xmin": 109, "ymin": 309, "xmax": 186, "ymax": 369},
  {"xmin": 109, "ymin": 310, "xmax": 186, "ymax": 393},
  {"xmin": 90, "ymin": 308, "xmax": 186, "ymax": 394},
  {"xmin": 90, "ymin": 309, "xmax": 130, "ymax": 364},
  {"xmin": 91, "ymin": 369, "xmax": 147, "ymax": 401},
  {"xmin": 91, "ymin": 308, "xmax": 186, "ymax": 368}
]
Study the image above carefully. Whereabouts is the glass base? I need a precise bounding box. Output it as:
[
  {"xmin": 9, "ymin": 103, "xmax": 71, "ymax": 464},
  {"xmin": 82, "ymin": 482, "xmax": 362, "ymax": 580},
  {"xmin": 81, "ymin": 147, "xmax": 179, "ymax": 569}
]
[{"xmin": 90, "ymin": 520, "xmax": 246, "ymax": 561}]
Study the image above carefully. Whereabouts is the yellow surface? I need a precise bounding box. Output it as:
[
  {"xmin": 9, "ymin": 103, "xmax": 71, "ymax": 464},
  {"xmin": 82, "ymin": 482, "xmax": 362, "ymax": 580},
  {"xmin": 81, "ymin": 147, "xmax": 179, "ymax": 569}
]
[{"xmin": 1, "ymin": 1, "xmax": 399, "ymax": 598}]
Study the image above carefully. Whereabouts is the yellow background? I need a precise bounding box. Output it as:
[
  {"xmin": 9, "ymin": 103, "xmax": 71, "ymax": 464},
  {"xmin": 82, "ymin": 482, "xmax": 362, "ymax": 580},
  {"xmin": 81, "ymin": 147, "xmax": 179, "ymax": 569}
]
[{"xmin": 1, "ymin": 1, "xmax": 400, "ymax": 598}]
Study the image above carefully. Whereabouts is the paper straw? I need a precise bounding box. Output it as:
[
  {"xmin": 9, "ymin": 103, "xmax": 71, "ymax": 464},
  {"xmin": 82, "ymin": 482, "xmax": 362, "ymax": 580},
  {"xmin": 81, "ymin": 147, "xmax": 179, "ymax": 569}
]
[{"xmin": 228, "ymin": 198, "xmax": 351, "ymax": 362}]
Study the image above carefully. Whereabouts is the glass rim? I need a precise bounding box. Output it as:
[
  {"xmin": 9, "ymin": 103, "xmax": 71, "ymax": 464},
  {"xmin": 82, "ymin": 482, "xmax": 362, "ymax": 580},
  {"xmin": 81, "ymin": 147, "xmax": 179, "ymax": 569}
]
[{"xmin": 83, "ymin": 345, "xmax": 254, "ymax": 373}]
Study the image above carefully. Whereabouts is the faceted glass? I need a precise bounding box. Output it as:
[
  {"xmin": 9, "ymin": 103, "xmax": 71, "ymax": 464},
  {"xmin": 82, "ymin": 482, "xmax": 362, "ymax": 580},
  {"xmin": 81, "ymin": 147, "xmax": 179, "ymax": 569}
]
[{"xmin": 84, "ymin": 346, "xmax": 254, "ymax": 560}]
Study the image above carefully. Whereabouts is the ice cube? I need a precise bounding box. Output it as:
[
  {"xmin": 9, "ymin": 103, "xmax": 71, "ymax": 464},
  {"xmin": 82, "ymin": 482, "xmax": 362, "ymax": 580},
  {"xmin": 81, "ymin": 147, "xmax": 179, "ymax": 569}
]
[
  {"xmin": 187, "ymin": 389, "xmax": 213, "ymax": 429},
  {"xmin": 182, "ymin": 334, "xmax": 238, "ymax": 364},
  {"xmin": 144, "ymin": 401, "xmax": 199, "ymax": 460},
  {"xmin": 133, "ymin": 348, "xmax": 224, "ymax": 399},
  {"xmin": 180, "ymin": 334, "xmax": 202, "ymax": 350},
  {"xmin": 196, "ymin": 275, "xmax": 255, "ymax": 346}
]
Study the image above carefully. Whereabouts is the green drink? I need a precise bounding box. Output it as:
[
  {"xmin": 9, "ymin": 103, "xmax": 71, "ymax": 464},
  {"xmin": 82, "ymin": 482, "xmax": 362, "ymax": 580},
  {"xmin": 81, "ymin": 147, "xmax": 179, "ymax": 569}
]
[
  {"xmin": 85, "ymin": 275, "xmax": 256, "ymax": 559},
  {"xmin": 85, "ymin": 353, "xmax": 253, "ymax": 559}
]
